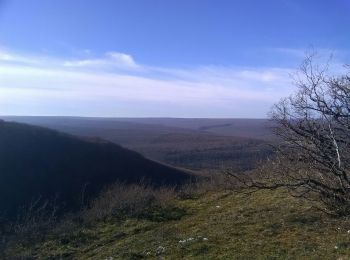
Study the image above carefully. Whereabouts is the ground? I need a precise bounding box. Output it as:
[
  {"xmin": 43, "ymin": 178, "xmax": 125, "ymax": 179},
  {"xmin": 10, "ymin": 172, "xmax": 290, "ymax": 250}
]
[{"xmin": 10, "ymin": 189, "xmax": 350, "ymax": 259}]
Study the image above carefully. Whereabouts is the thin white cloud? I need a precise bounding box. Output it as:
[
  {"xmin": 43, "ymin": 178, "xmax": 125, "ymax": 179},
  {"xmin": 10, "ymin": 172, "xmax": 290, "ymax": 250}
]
[
  {"xmin": 0, "ymin": 52, "xmax": 14, "ymax": 61},
  {"xmin": 63, "ymin": 51, "xmax": 139, "ymax": 69},
  {"xmin": 106, "ymin": 52, "xmax": 137, "ymax": 67},
  {"xmin": 0, "ymin": 48, "xmax": 309, "ymax": 117},
  {"xmin": 0, "ymin": 49, "xmax": 41, "ymax": 65}
]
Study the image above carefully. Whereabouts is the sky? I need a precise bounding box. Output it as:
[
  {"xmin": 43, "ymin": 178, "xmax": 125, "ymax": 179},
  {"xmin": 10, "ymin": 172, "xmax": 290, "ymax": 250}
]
[{"xmin": 0, "ymin": 0, "xmax": 349, "ymax": 118}]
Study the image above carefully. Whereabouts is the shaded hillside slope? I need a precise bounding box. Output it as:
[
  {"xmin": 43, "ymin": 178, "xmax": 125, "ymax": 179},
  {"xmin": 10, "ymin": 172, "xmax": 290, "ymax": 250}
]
[
  {"xmin": 1, "ymin": 117, "xmax": 273, "ymax": 171},
  {"xmin": 0, "ymin": 121, "xmax": 190, "ymax": 217}
]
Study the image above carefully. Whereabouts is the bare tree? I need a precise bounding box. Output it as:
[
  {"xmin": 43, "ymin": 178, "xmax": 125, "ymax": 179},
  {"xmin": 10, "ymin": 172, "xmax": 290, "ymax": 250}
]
[{"xmin": 231, "ymin": 52, "xmax": 350, "ymax": 216}]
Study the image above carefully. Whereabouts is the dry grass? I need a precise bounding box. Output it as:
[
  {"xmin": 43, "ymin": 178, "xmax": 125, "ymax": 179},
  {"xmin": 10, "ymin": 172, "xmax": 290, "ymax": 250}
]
[
  {"xmin": 1, "ymin": 180, "xmax": 208, "ymax": 258},
  {"xmin": 7, "ymin": 187, "xmax": 350, "ymax": 259}
]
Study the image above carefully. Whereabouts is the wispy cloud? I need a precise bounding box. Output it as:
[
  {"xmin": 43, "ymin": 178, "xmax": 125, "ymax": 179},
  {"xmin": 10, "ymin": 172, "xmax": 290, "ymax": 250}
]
[
  {"xmin": 0, "ymin": 48, "xmax": 312, "ymax": 117},
  {"xmin": 63, "ymin": 51, "xmax": 138, "ymax": 69}
]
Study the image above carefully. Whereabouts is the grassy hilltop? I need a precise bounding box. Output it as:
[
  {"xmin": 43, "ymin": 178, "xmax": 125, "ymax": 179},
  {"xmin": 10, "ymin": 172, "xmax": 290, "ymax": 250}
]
[{"xmin": 7, "ymin": 187, "xmax": 350, "ymax": 259}]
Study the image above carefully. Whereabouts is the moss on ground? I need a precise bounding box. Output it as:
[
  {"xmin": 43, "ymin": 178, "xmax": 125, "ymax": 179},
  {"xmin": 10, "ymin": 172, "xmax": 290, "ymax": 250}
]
[{"xmin": 8, "ymin": 189, "xmax": 350, "ymax": 259}]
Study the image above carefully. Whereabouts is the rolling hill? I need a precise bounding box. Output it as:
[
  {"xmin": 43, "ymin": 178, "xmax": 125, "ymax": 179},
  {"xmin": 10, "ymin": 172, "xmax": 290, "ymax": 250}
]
[
  {"xmin": 102, "ymin": 117, "xmax": 276, "ymax": 140},
  {"xmin": 1, "ymin": 117, "xmax": 275, "ymax": 141},
  {"xmin": 1, "ymin": 116, "xmax": 274, "ymax": 171},
  {"xmin": 0, "ymin": 120, "xmax": 191, "ymax": 218}
]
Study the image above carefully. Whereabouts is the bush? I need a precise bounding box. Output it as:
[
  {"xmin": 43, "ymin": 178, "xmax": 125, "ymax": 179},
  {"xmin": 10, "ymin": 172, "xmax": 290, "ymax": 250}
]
[
  {"xmin": 1, "ymin": 176, "xmax": 226, "ymax": 257},
  {"xmin": 82, "ymin": 182, "xmax": 177, "ymax": 222}
]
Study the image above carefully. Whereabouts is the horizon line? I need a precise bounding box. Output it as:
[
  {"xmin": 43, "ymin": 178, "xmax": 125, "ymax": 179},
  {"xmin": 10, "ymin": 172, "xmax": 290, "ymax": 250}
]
[{"xmin": 0, "ymin": 115, "xmax": 269, "ymax": 120}]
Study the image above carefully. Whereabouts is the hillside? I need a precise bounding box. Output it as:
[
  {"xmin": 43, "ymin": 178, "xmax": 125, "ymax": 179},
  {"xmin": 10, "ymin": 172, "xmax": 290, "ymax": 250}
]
[
  {"xmin": 0, "ymin": 120, "xmax": 190, "ymax": 218},
  {"xmin": 7, "ymin": 188, "xmax": 350, "ymax": 259},
  {"xmin": 1, "ymin": 117, "xmax": 273, "ymax": 171}
]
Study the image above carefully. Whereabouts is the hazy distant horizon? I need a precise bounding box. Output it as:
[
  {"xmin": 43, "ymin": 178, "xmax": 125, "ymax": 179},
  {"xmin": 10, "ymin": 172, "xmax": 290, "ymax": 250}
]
[{"xmin": 1, "ymin": 115, "xmax": 270, "ymax": 120}]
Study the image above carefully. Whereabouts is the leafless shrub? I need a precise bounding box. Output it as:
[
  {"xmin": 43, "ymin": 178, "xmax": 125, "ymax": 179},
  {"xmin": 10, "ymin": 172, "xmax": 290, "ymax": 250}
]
[
  {"xmin": 229, "ymin": 52, "xmax": 350, "ymax": 216},
  {"xmin": 0, "ymin": 196, "xmax": 59, "ymax": 258},
  {"xmin": 13, "ymin": 196, "xmax": 58, "ymax": 235},
  {"xmin": 82, "ymin": 182, "xmax": 177, "ymax": 222}
]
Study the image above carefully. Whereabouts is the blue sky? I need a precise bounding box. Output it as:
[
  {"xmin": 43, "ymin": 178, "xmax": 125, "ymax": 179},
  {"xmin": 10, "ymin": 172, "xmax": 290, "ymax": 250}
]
[{"xmin": 0, "ymin": 0, "xmax": 349, "ymax": 117}]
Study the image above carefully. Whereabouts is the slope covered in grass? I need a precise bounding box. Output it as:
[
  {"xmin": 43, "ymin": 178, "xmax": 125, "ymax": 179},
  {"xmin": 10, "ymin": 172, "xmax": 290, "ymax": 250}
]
[{"xmin": 8, "ymin": 188, "xmax": 350, "ymax": 259}]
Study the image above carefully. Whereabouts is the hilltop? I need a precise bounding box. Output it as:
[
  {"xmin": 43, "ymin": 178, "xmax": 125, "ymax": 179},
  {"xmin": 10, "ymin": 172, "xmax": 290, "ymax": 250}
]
[{"xmin": 6, "ymin": 187, "xmax": 350, "ymax": 259}]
